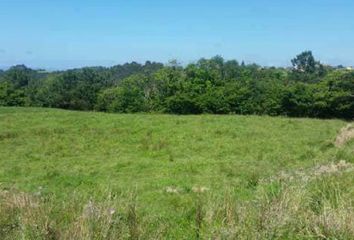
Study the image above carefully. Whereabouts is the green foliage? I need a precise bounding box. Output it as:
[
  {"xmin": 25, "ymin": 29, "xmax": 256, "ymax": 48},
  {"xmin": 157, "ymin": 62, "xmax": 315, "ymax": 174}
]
[
  {"xmin": 96, "ymin": 75, "xmax": 148, "ymax": 113},
  {"xmin": 321, "ymin": 70, "xmax": 354, "ymax": 119},
  {"xmin": 291, "ymin": 51, "xmax": 318, "ymax": 74},
  {"xmin": 0, "ymin": 52, "xmax": 353, "ymax": 119},
  {"xmin": 290, "ymin": 51, "xmax": 327, "ymax": 83},
  {"xmin": 0, "ymin": 81, "xmax": 28, "ymax": 106}
]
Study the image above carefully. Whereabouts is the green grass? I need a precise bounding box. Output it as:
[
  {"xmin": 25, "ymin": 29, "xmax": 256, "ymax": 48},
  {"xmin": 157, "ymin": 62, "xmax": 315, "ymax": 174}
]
[{"xmin": 0, "ymin": 107, "xmax": 353, "ymax": 239}]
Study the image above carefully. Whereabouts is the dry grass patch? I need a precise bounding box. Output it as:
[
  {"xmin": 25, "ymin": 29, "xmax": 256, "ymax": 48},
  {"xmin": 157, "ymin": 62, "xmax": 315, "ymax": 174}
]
[{"xmin": 335, "ymin": 124, "xmax": 354, "ymax": 147}]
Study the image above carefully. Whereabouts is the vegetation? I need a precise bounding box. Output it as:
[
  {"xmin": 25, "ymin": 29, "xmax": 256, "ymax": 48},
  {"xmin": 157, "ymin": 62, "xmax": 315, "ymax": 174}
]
[
  {"xmin": 0, "ymin": 107, "xmax": 353, "ymax": 239},
  {"xmin": 0, "ymin": 50, "xmax": 353, "ymax": 239},
  {"xmin": 1, "ymin": 51, "xmax": 353, "ymax": 119}
]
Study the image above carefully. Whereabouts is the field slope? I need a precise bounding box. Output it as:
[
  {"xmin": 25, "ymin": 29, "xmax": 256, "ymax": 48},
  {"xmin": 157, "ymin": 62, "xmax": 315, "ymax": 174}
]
[{"xmin": 0, "ymin": 107, "xmax": 353, "ymax": 239}]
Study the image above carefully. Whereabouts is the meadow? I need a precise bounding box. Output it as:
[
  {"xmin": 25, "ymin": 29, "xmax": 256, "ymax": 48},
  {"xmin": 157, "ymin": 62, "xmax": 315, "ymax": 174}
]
[{"xmin": 0, "ymin": 107, "xmax": 353, "ymax": 239}]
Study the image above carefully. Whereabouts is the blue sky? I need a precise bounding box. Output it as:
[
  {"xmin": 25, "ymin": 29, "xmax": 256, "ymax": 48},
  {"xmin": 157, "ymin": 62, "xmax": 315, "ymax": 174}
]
[{"xmin": 0, "ymin": 0, "xmax": 353, "ymax": 69}]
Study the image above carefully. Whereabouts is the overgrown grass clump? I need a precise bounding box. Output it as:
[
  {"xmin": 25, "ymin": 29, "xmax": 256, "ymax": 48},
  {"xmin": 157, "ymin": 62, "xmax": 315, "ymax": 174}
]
[
  {"xmin": 1, "ymin": 171, "xmax": 353, "ymax": 239},
  {"xmin": 0, "ymin": 107, "xmax": 353, "ymax": 239}
]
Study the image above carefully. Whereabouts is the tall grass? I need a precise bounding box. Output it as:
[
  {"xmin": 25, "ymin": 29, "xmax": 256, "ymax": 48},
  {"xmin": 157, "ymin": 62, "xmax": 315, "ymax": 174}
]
[{"xmin": 1, "ymin": 169, "xmax": 353, "ymax": 239}]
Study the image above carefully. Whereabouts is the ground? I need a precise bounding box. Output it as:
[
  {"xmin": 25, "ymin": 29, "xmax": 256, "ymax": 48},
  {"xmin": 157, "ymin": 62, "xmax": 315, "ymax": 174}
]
[{"xmin": 0, "ymin": 107, "xmax": 353, "ymax": 239}]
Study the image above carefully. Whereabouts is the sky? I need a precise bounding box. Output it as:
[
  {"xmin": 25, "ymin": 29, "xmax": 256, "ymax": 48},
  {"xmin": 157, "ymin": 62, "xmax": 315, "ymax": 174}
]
[{"xmin": 0, "ymin": 0, "xmax": 353, "ymax": 70}]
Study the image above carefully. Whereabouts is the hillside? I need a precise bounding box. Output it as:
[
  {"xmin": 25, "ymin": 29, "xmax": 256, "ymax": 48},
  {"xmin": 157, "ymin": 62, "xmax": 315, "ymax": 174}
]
[{"xmin": 0, "ymin": 107, "xmax": 353, "ymax": 239}]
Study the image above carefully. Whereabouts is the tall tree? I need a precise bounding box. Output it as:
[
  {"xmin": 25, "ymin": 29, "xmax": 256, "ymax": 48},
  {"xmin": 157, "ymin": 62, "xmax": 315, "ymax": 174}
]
[{"xmin": 291, "ymin": 51, "xmax": 326, "ymax": 82}]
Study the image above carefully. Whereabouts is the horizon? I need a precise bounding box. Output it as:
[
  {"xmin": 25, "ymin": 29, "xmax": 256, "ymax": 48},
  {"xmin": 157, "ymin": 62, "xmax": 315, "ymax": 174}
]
[
  {"xmin": 1, "ymin": 55, "xmax": 353, "ymax": 72},
  {"xmin": 1, "ymin": 0, "xmax": 354, "ymax": 70}
]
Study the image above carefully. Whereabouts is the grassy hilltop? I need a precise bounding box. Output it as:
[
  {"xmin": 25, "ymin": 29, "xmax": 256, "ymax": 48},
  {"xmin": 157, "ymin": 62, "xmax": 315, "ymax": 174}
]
[{"xmin": 0, "ymin": 107, "xmax": 353, "ymax": 239}]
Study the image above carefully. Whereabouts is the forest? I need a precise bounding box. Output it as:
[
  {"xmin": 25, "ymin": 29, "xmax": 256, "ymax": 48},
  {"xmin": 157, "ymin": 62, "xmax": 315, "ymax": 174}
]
[{"xmin": 1, "ymin": 51, "xmax": 353, "ymax": 119}]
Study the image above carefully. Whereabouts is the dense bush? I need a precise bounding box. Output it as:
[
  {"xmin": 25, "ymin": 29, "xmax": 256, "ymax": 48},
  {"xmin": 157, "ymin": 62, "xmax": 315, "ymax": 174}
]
[{"xmin": 0, "ymin": 52, "xmax": 353, "ymax": 119}]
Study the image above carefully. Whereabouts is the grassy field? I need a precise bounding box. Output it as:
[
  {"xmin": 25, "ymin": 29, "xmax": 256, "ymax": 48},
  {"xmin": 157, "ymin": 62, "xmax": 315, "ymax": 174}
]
[{"xmin": 0, "ymin": 107, "xmax": 353, "ymax": 239}]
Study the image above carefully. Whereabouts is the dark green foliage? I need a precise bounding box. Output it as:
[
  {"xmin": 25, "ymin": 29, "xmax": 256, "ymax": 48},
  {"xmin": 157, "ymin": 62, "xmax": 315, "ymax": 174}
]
[
  {"xmin": 282, "ymin": 82, "xmax": 316, "ymax": 117},
  {"xmin": 96, "ymin": 75, "xmax": 149, "ymax": 113},
  {"xmin": 0, "ymin": 81, "xmax": 28, "ymax": 106},
  {"xmin": 46, "ymin": 69, "xmax": 105, "ymax": 110},
  {"xmin": 321, "ymin": 71, "xmax": 354, "ymax": 119},
  {"xmin": 0, "ymin": 52, "xmax": 353, "ymax": 119},
  {"xmin": 291, "ymin": 51, "xmax": 318, "ymax": 74},
  {"xmin": 290, "ymin": 51, "xmax": 327, "ymax": 83}
]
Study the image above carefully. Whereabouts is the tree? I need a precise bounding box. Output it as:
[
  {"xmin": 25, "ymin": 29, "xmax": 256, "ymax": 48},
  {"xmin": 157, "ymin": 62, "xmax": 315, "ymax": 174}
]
[
  {"xmin": 0, "ymin": 81, "xmax": 28, "ymax": 106},
  {"xmin": 291, "ymin": 51, "xmax": 317, "ymax": 73},
  {"xmin": 95, "ymin": 74, "xmax": 151, "ymax": 113},
  {"xmin": 0, "ymin": 55, "xmax": 351, "ymax": 119},
  {"xmin": 291, "ymin": 51, "xmax": 326, "ymax": 83},
  {"xmin": 282, "ymin": 82, "xmax": 316, "ymax": 117},
  {"xmin": 317, "ymin": 70, "xmax": 354, "ymax": 119}
]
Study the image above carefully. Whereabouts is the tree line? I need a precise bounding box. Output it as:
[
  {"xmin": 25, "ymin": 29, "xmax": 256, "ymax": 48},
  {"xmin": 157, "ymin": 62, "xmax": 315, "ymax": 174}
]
[{"xmin": 0, "ymin": 51, "xmax": 353, "ymax": 119}]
